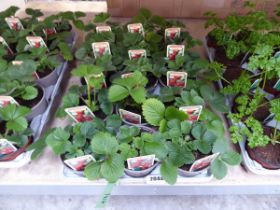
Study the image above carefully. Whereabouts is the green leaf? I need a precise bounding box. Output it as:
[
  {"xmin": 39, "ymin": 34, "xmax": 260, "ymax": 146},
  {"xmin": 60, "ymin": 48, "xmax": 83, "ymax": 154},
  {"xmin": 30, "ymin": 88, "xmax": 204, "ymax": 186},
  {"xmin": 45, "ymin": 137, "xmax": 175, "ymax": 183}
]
[
  {"xmin": 194, "ymin": 140, "xmax": 212, "ymax": 154},
  {"xmin": 7, "ymin": 117, "xmax": 28, "ymax": 132},
  {"xmin": 91, "ymin": 132, "xmax": 118, "ymax": 155},
  {"xmin": 211, "ymin": 158, "xmax": 227, "ymax": 179},
  {"xmin": 143, "ymin": 141, "xmax": 167, "ymax": 159},
  {"xmin": 72, "ymin": 64, "xmax": 104, "ymax": 77},
  {"xmin": 181, "ymin": 121, "xmax": 192, "ymax": 134},
  {"xmin": 165, "ymin": 106, "xmax": 188, "ymax": 121},
  {"xmin": 58, "ymin": 42, "xmax": 73, "ymax": 61},
  {"xmin": 130, "ymin": 86, "xmax": 146, "ymax": 104},
  {"xmin": 45, "ymin": 128, "xmax": 70, "ymax": 155},
  {"xmin": 101, "ymin": 154, "xmax": 124, "ymax": 182},
  {"xmin": 84, "ymin": 162, "xmax": 102, "ymax": 180},
  {"xmin": 212, "ymin": 139, "xmax": 228, "ymax": 153},
  {"xmin": 108, "ymin": 85, "xmax": 129, "ymax": 102},
  {"xmin": 22, "ymin": 86, "xmax": 38, "ymax": 100},
  {"xmin": 200, "ymin": 85, "xmax": 229, "ymax": 113},
  {"xmin": 160, "ymin": 160, "xmax": 178, "ymax": 185},
  {"xmin": 93, "ymin": 13, "xmax": 111, "ymax": 23},
  {"xmin": 221, "ymin": 151, "xmax": 242, "ymax": 165},
  {"xmin": 142, "ymin": 98, "xmax": 165, "ymax": 126}
]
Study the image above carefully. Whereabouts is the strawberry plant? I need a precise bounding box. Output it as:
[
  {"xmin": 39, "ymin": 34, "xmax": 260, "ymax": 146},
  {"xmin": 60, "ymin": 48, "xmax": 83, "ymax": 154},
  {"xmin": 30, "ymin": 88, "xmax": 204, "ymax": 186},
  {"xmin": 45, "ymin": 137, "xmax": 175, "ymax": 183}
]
[
  {"xmin": 0, "ymin": 104, "xmax": 32, "ymax": 147},
  {"xmin": 0, "ymin": 59, "xmax": 39, "ymax": 101},
  {"xmin": 108, "ymin": 71, "xmax": 148, "ymax": 106}
]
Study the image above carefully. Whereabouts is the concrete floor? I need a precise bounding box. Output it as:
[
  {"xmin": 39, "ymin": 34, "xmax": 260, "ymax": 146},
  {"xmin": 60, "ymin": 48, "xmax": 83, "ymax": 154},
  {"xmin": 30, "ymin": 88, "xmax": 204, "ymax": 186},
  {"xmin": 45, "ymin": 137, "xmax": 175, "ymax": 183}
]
[{"xmin": 0, "ymin": 195, "xmax": 279, "ymax": 210}]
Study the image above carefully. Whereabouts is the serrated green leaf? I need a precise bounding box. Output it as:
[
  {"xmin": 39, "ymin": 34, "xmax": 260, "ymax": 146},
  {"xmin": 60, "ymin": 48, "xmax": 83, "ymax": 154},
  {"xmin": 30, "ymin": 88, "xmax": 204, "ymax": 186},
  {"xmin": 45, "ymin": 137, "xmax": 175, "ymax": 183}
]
[
  {"xmin": 91, "ymin": 132, "xmax": 118, "ymax": 155},
  {"xmin": 160, "ymin": 160, "xmax": 178, "ymax": 185},
  {"xmin": 211, "ymin": 158, "xmax": 227, "ymax": 179},
  {"xmin": 101, "ymin": 154, "xmax": 124, "ymax": 182},
  {"xmin": 142, "ymin": 98, "xmax": 165, "ymax": 126},
  {"xmin": 22, "ymin": 86, "xmax": 38, "ymax": 100},
  {"xmin": 221, "ymin": 151, "xmax": 242, "ymax": 165}
]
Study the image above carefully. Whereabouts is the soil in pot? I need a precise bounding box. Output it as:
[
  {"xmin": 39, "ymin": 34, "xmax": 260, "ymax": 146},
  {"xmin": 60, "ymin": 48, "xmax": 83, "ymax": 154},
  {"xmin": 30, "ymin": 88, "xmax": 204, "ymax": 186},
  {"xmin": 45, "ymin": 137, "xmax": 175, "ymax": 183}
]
[
  {"xmin": 262, "ymin": 78, "xmax": 280, "ymax": 97},
  {"xmin": 37, "ymin": 67, "xmax": 53, "ymax": 79},
  {"xmin": 232, "ymin": 94, "xmax": 270, "ymax": 122},
  {"xmin": 246, "ymin": 126, "xmax": 280, "ymax": 169},
  {"xmin": 146, "ymin": 72, "xmax": 158, "ymax": 90},
  {"xmin": 15, "ymin": 86, "xmax": 44, "ymax": 110}
]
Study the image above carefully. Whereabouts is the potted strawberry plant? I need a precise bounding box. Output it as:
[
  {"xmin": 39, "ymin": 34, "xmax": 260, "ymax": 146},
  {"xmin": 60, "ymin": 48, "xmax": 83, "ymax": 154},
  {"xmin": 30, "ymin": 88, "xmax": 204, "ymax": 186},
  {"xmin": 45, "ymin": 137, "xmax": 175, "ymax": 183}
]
[
  {"xmin": 108, "ymin": 71, "xmax": 148, "ymax": 125},
  {"xmin": 142, "ymin": 98, "xmax": 241, "ymax": 184},
  {"xmin": 56, "ymin": 64, "xmax": 113, "ymax": 119},
  {"xmin": 118, "ymin": 125, "xmax": 162, "ymax": 177},
  {"xmin": 0, "ymin": 59, "xmax": 48, "ymax": 120},
  {"xmin": 0, "ymin": 104, "xmax": 33, "ymax": 161}
]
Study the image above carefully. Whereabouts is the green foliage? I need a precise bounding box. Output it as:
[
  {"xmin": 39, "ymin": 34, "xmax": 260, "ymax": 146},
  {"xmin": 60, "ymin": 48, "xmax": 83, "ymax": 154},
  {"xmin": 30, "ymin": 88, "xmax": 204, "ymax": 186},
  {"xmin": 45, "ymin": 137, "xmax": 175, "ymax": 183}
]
[{"xmin": 108, "ymin": 71, "xmax": 148, "ymax": 104}]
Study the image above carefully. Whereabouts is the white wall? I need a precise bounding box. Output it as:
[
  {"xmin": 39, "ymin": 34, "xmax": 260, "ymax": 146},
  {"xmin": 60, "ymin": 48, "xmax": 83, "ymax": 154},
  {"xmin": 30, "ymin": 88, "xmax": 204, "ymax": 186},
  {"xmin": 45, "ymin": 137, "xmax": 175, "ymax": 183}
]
[{"xmin": 0, "ymin": 0, "xmax": 26, "ymax": 12}]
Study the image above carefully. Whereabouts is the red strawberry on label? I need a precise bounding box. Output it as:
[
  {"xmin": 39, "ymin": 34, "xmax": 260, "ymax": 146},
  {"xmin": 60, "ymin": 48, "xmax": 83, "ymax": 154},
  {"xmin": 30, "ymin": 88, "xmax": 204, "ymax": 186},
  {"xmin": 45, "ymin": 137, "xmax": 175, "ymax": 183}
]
[
  {"xmin": 169, "ymin": 32, "xmax": 176, "ymax": 39},
  {"xmin": 99, "ymin": 47, "xmax": 105, "ymax": 55},
  {"xmin": 132, "ymin": 53, "xmax": 142, "ymax": 59},
  {"xmin": 1, "ymin": 147, "xmax": 15, "ymax": 154},
  {"xmin": 34, "ymin": 42, "xmax": 40, "ymax": 48},
  {"xmin": 133, "ymin": 28, "xmax": 140, "ymax": 33}
]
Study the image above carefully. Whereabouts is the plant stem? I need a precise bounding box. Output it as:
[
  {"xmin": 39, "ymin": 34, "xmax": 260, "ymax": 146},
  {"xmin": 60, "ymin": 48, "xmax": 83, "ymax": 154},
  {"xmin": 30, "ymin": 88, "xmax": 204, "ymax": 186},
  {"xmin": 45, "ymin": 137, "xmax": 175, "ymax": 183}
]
[
  {"xmin": 86, "ymin": 80, "xmax": 92, "ymax": 109},
  {"xmin": 262, "ymin": 70, "xmax": 267, "ymax": 89}
]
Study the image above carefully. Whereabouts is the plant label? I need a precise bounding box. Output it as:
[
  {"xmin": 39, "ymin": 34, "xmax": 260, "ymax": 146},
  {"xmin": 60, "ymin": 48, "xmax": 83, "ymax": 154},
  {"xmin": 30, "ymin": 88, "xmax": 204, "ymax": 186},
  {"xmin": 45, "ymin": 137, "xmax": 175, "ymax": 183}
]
[
  {"xmin": 250, "ymin": 78, "xmax": 262, "ymax": 90},
  {"xmin": 128, "ymin": 49, "xmax": 147, "ymax": 60},
  {"xmin": 26, "ymin": 36, "xmax": 48, "ymax": 49},
  {"xmin": 43, "ymin": 28, "xmax": 57, "ymax": 37},
  {"xmin": 189, "ymin": 153, "xmax": 219, "ymax": 172},
  {"xmin": 92, "ymin": 42, "xmax": 111, "ymax": 58},
  {"xmin": 0, "ymin": 139, "xmax": 17, "ymax": 156},
  {"xmin": 64, "ymin": 155, "xmax": 95, "ymax": 171},
  {"xmin": 65, "ymin": 106, "xmax": 95, "ymax": 123},
  {"xmin": 167, "ymin": 71, "xmax": 187, "ymax": 88},
  {"xmin": 0, "ymin": 36, "xmax": 14, "ymax": 55},
  {"xmin": 179, "ymin": 105, "xmax": 202, "ymax": 122},
  {"xmin": 119, "ymin": 109, "xmax": 141, "ymax": 124},
  {"xmin": 5, "ymin": 17, "xmax": 24, "ymax": 31},
  {"xmin": 96, "ymin": 26, "xmax": 112, "ymax": 33},
  {"xmin": 12, "ymin": 60, "xmax": 40, "ymax": 79},
  {"xmin": 121, "ymin": 72, "xmax": 133, "ymax": 78},
  {"xmin": 85, "ymin": 73, "xmax": 107, "ymax": 88},
  {"xmin": 273, "ymin": 79, "xmax": 280, "ymax": 91},
  {"xmin": 127, "ymin": 154, "xmax": 155, "ymax": 171},
  {"xmin": 165, "ymin": 28, "xmax": 180, "ymax": 40},
  {"xmin": 167, "ymin": 45, "xmax": 184, "ymax": 61},
  {"xmin": 127, "ymin": 23, "xmax": 144, "ymax": 36},
  {"xmin": 0, "ymin": 96, "xmax": 19, "ymax": 108}
]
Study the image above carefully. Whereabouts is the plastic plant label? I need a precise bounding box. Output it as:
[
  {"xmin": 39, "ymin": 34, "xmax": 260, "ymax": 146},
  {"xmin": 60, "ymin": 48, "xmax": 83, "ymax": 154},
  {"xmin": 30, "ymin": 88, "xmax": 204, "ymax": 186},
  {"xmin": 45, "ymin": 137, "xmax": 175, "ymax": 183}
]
[
  {"xmin": 12, "ymin": 60, "xmax": 40, "ymax": 79},
  {"xmin": 0, "ymin": 139, "xmax": 17, "ymax": 156},
  {"xmin": 95, "ymin": 182, "xmax": 116, "ymax": 208},
  {"xmin": 26, "ymin": 36, "xmax": 48, "ymax": 49},
  {"xmin": 167, "ymin": 71, "xmax": 187, "ymax": 88},
  {"xmin": 5, "ymin": 17, "xmax": 24, "ymax": 31},
  {"xmin": 0, "ymin": 36, "xmax": 14, "ymax": 55},
  {"xmin": 64, "ymin": 155, "xmax": 95, "ymax": 171},
  {"xmin": 84, "ymin": 73, "xmax": 107, "ymax": 88},
  {"xmin": 96, "ymin": 25, "xmax": 112, "ymax": 33},
  {"xmin": 165, "ymin": 28, "xmax": 180, "ymax": 40},
  {"xmin": 273, "ymin": 79, "xmax": 280, "ymax": 91},
  {"xmin": 189, "ymin": 153, "xmax": 219, "ymax": 172},
  {"xmin": 121, "ymin": 72, "xmax": 133, "ymax": 78},
  {"xmin": 127, "ymin": 154, "xmax": 155, "ymax": 171},
  {"xmin": 119, "ymin": 109, "xmax": 141, "ymax": 124},
  {"xmin": 65, "ymin": 106, "xmax": 95, "ymax": 123},
  {"xmin": 166, "ymin": 44, "xmax": 184, "ymax": 61},
  {"xmin": 127, "ymin": 23, "xmax": 144, "ymax": 36},
  {"xmin": 43, "ymin": 28, "xmax": 57, "ymax": 37},
  {"xmin": 0, "ymin": 96, "xmax": 19, "ymax": 108},
  {"xmin": 250, "ymin": 79, "xmax": 262, "ymax": 90},
  {"xmin": 179, "ymin": 105, "xmax": 203, "ymax": 122},
  {"xmin": 128, "ymin": 49, "xmax": 146, "ymax": 60},
  {"xmin": 92, "ymin": 42, "xmax": 111, "ymax": 58}
]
